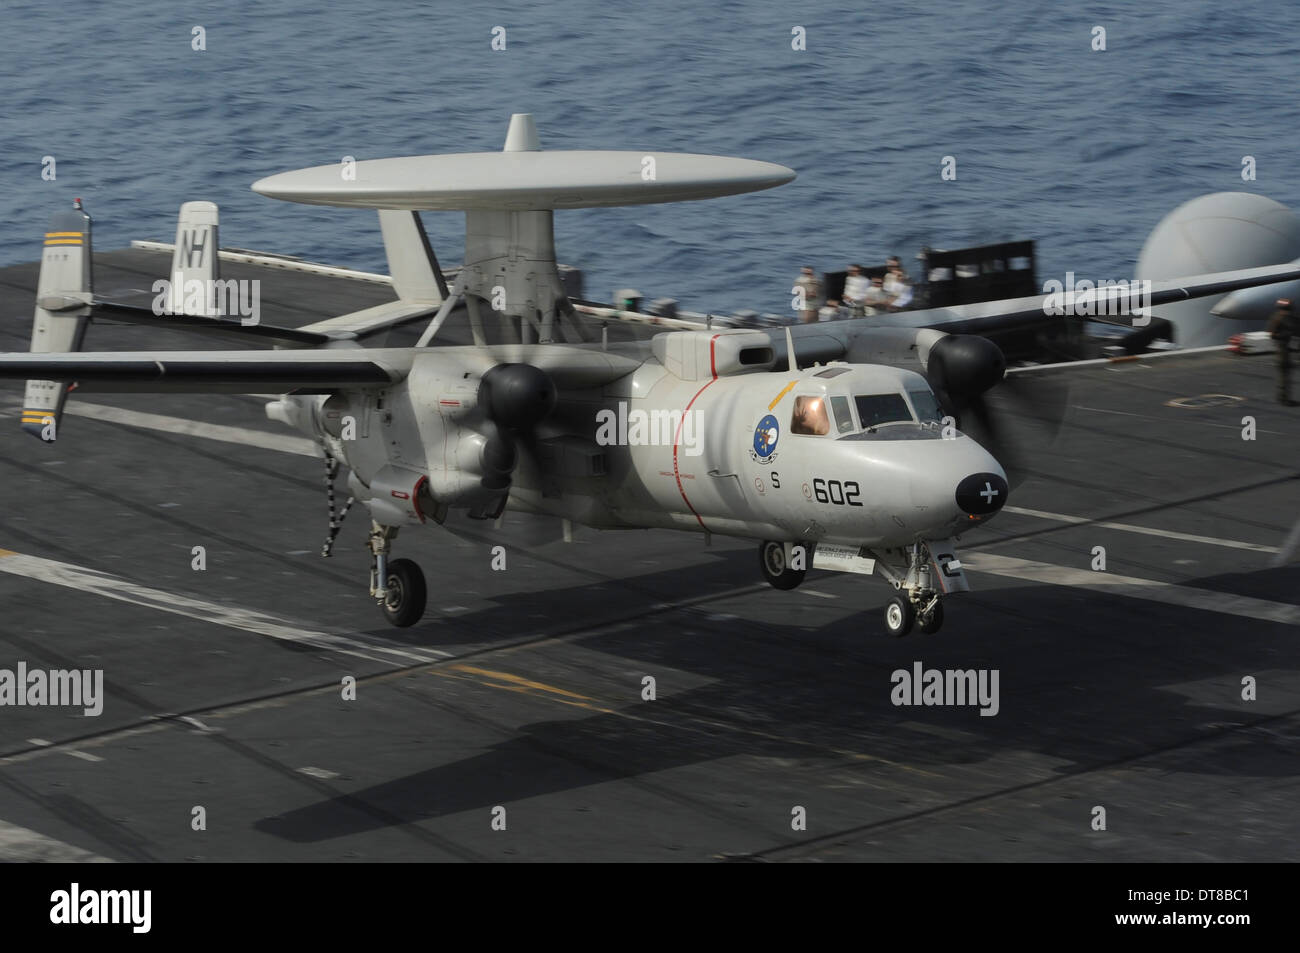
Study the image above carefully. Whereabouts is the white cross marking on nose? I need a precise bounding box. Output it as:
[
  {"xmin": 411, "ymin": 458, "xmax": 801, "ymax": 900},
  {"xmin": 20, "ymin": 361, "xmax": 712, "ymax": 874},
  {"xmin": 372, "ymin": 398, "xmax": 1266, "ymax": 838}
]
[{"xmin": 980, "ymin": 482, "xmax": 998, "ymax": 504}]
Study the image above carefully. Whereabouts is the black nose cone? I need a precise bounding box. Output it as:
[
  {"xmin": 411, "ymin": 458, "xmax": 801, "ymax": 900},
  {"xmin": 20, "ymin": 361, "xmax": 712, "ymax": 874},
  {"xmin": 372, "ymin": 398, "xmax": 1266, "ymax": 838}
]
[{"xmin": 956, "ymin": 473, "xmax": 1008, "ymax": 515}]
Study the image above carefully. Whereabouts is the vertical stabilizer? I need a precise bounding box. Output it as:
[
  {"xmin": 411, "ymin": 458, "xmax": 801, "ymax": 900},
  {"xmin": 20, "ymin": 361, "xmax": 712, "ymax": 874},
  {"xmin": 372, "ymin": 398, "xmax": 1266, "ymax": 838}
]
[
  {"xmin": 167, "ymin": 200, "xmax": 220, "ymax": 316},
  {"xmin": 23, "ymin": 201, "xmax": 93, "ymax": 441},
  {"xmin": 377, "ymin": 210, "xmax": 446, "ymax": 304}
]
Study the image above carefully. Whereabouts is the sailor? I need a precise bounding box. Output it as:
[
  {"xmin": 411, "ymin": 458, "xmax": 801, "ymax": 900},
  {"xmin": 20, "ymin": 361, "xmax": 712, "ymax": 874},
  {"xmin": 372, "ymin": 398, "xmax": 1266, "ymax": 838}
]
[
  {"xmin": 886, "ymin": 272, "xmax": 914, "ymax": 311},
  {"xmin": 843, "ymin": 264, "xmax": 871, "ymax": 317},
  {"xmin": 1269, "ymin": 297, "xmax": 1298, "ymax": 405},
  {"xmin": 795, "ymin": 266, "xmax": 822, "ymax": 323},
  {"xmin": 863, "ymin": 275, "xmax": 891, "ymax": 315},
  {"xmin": 883, "ymin": 262, "xmax": 906, "ymax": 297}
]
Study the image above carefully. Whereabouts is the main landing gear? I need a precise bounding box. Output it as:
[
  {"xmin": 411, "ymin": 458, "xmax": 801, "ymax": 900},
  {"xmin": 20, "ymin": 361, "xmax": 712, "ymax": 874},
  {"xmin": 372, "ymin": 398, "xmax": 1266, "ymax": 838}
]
[
  {"xmin": 758, "ymin": 540, "xmax": 807, "ymax": 591},
  {"xmin": 318, "ymin": 457, "xmax": 427, "ymax": 628},
  {"xmin": 870, "ymin": 542, "xmax": 946, "ymax": 637},
  {"xmin": 368, "ymin": 521, "xmax": 427, "ymax": 627}
]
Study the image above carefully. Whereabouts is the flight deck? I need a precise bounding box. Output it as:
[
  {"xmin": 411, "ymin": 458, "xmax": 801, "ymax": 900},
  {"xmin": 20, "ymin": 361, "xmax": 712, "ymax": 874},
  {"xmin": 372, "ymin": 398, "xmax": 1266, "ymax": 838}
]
[{"xmin": 0, "ymin": 249, "xmax": 1296, "ymax": 861}]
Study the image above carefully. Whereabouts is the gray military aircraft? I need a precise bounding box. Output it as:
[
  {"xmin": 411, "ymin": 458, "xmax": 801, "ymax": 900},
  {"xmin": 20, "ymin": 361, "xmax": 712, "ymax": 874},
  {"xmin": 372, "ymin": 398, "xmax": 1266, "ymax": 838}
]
[{"xmin": 5, "ymin": 114, "xmax": 1300, "ymax": 635}]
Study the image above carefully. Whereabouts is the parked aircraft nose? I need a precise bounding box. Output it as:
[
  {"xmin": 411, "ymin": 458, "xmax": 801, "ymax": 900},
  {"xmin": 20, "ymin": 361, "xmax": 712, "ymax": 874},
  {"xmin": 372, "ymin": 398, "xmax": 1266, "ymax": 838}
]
[{"xmin": 956, "ymin": 472, "xmax": 1008, "ymax": 516}]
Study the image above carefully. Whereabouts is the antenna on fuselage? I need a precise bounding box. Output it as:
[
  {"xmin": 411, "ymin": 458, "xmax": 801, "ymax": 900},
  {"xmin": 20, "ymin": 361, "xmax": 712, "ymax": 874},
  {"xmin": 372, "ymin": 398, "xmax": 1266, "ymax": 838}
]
[{"xmin": 784, "ymin": 324, "xmax": 798, "ymax": 371}]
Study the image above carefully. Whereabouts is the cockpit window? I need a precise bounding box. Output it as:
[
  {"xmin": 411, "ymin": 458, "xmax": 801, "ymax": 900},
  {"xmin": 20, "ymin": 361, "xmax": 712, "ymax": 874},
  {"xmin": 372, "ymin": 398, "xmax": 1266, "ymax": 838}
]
[
  {"xmin": 854, "ymin": 393, "xmax": 913, "ymax": 429},
  {"xmin": 906, "ymin": 386, "xmax": 944, "ymax": 424},
  {"xmin": 791, "ymin": 395, "xmax": 831, "ymax": 435},
  {"xmin": 830, "ymin": 395, "xmax": 855, "ymax": 434}
]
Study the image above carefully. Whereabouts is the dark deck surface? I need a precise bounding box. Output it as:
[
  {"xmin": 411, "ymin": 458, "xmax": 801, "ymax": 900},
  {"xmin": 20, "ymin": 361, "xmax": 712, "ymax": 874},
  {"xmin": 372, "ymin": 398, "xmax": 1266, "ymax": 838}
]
[{"xmin": 0, "ymin": 249, "xmax": 1297, "ymax": 862}]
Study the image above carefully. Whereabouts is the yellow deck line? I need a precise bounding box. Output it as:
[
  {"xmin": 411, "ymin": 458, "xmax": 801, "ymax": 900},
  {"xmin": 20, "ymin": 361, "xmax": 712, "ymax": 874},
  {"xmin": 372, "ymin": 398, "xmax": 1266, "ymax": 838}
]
[{"xmin": 446, "ymin": 664, "xmax": 594, "ymax": 701}]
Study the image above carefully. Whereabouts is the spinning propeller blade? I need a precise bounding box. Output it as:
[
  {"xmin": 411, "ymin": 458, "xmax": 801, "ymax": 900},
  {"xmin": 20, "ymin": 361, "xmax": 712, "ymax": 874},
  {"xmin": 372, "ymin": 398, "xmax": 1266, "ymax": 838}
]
[{"xmin": 925, "ymin": 334, "xmax": 1069, "ymax": 487}]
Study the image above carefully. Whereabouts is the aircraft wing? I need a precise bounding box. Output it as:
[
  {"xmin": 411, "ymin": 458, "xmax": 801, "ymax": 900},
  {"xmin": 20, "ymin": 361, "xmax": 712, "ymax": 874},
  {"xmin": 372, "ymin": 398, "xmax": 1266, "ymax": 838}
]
[
  {"xmin": 760, "ymin": 260, "xmax": 1300, "ymax": 375},
  {"xmin": 0, "ymin": 348, "xmax": 414, "ymax": 394},
  {"xmin": 0, "ymin": 342, "xmax": 637, "ymax": 399},
  {"xmin": 869, "ymin": 261, "xmax": 1300, "ymax": 336}
]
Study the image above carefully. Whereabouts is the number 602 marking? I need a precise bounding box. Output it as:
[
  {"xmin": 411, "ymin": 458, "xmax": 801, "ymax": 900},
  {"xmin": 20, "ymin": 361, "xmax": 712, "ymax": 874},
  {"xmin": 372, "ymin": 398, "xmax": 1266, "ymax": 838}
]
[{"xmin": 812, "ymin": 478, "xmax": 863, "ymax": 506}]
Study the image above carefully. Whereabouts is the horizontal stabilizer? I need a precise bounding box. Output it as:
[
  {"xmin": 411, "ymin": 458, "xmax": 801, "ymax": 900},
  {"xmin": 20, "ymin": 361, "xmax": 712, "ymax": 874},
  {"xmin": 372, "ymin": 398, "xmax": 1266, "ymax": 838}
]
[
  {"xmin": 23, "ymin": 203, "xmax": 93, "ymax": 441},
  {"xmin": 294, "ymin": 213, "xmax": 446, "ymax": 338},
  {"xmin": 92, "ymin": 301, "xmax": 334, "ymax": 347},
  {"xmin": 297, "ymin": 299, "xmax": 440, "ymax": 339}
]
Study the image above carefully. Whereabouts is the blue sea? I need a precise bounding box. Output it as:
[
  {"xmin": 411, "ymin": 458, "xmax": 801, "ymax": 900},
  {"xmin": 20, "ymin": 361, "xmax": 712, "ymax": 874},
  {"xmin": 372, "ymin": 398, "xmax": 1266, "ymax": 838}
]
[{"xmin": 3, "ymin": 0, "xmax": 1299, "ymax": 316}]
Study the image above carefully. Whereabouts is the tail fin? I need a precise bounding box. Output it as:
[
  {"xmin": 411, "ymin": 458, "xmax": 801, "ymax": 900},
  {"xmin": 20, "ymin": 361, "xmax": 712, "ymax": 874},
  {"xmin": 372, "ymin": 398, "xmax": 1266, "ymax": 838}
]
[
  {"xmin": 166, "ymin": 201, "xmax": 220, "ymax": 316},
  {"xmin": 23, "ymin": 200, "xmax": 93, "ymax": 441},
  {"xmin": 378, "ymin": 209, "xmax": 446, "ymax": 304},
  {"xmin": 293, "ymin": 210, "xmax": 446, "ymax": 339}
]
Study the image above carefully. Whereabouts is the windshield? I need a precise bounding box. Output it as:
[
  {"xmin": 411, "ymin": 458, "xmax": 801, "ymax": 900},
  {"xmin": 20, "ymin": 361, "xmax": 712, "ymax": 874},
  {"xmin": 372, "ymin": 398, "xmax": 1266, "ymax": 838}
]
[
  {"xmin": 854, "ymin": 393, "xmax": 914, "ymax": 429},
  {"xmin": 906, "ymin": 386, "xmax": 944, "ymax": 424},
  {"xmin": 830, "ymin": 395, "xmax": 855, "ymax": 434}
]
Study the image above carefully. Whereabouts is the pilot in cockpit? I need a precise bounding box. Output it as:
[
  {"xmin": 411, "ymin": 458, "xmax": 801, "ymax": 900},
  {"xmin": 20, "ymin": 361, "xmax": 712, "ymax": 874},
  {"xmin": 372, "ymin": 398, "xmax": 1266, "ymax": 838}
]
[{"xmin": 791, "ymin": 396, "xmax": 830, "ymax": 435}]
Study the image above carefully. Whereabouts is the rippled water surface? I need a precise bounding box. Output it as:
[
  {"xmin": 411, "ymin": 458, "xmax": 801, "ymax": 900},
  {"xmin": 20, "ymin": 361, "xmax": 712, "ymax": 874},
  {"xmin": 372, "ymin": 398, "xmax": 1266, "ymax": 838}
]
[{"xmin": 3, "ymin": 1, "xmax": 1298, "ymax": 314}]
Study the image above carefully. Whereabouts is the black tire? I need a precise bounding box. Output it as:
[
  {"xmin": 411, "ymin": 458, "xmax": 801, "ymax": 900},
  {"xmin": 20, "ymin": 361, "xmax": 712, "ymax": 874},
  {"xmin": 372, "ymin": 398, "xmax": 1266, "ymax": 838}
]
[
  {"xmin": 758, "ymin": 540, "xmax": 807, "ymax": 590},
  {"xmin": 918, "ymin": 600, "xmax": 944, "ymax": 634},
  {"xmin": 382, "ymin": 558, "xmax": 427, "ymax": 628},
  {"xmin": 884, "ymin": 595, "xmax": 915, "ymax": 637}
]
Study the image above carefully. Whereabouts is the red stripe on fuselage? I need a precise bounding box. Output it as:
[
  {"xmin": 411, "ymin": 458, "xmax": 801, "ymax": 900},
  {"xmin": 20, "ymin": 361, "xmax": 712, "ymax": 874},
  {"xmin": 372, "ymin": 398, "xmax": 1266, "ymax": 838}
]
[{"xmin": 673, "ymin": 334, "xmax": 720, "ymax": 529}]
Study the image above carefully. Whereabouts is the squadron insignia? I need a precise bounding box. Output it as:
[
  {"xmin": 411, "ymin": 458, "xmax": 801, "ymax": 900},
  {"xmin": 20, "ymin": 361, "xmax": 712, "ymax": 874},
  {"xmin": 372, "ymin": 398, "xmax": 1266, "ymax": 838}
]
[{"xmin": 750, "ymin": 413, "xmax": 780, "ymax": 464}]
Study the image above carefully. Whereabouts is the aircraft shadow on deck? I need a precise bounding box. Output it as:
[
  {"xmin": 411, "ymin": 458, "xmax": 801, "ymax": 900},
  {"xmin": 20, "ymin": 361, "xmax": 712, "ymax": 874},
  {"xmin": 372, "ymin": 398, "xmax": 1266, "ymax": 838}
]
[{"xmin": 256, "ymin": 578, "xmax": 1299, "ymax": 843}]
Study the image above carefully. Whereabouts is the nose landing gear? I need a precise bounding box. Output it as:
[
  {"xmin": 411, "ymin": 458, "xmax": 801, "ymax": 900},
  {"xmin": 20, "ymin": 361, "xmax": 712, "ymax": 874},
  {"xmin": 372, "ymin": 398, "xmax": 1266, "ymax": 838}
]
[
  {"xmin": 754, "ymin": 537, "xmax": 966, "ymax": 636},
  {"xmin": 916, "ymin": 595, "xmax": 944, "ymax": 634},
  {"xmin": 884, "ymin": 595, "xmax": 915, "ymax": 636},
  {"xmin": 871, "ymin": 542, "xmax": 950, "ymax": 636},
  {"xmin": 883, "ymin": 593, "xmax": 944, "ymax": 636}
]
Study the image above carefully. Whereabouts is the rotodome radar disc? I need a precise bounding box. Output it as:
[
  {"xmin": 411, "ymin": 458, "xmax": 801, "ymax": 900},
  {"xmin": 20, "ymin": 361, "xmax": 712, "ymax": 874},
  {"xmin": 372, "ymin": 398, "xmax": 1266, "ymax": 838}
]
[{"xmin": 252, "ymin": 151, "xmax": 796, "ymax": 211}]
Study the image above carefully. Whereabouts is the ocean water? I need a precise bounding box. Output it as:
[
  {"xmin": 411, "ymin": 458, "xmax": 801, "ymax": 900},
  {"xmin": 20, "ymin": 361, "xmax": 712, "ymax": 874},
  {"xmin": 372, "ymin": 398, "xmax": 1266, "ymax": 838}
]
[{"xmin": 3, "ymin": 0, "xmax": 1299, "ymax": 316}]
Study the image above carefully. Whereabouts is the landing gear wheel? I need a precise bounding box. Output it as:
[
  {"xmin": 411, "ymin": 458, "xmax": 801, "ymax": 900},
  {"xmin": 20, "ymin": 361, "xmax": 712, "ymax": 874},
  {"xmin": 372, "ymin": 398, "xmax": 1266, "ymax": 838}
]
[
  {"xmin": 381, "ymin": 558, "xmax": 427, "ymax": 628},
  {"xmin": 918, "ymin": 600, "xmax": 945, "ymax": 634},
  {"xmin": 884, "ymin": 595, "xmax": 915, "ymax": 637},
  {"xmin": 758, "ymin": 540, "xmax": 806, "ymax": 590}
]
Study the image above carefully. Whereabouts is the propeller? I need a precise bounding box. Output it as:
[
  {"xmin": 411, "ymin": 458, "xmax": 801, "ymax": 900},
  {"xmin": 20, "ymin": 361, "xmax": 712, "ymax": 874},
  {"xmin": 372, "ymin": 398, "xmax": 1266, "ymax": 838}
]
[
  {"xmin": 475, "ymin": 362, "xmax": 558, "ymax": 498},
  {"xmin": 926, "ymin": 334, "xmax": 1069, "ymax": 487}
]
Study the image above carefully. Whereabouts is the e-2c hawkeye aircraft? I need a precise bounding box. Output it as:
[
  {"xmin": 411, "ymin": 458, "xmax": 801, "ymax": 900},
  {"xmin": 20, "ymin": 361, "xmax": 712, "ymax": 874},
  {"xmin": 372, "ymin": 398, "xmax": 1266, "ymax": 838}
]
[{"xmin": 5, "ymin": 114, "xmax": 1300, "ymax": 635}]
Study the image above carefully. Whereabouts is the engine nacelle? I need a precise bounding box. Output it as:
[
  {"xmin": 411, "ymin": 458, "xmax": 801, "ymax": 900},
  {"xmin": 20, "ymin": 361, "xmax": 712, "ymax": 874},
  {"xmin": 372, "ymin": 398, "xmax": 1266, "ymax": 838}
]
[
  {"xmin": 266, "ymin": 393, "xmax": 329, "ymax": 441},
  {"xmin": 349, "ymin": 464, "xmax": 431, "ymax": 526},
  {"xmin": 426, "ymin": 420, "xmax": 514, "ymax": 502},
  {"xmin": 265, "ymin": 358, "xmax": 556, "ymax": 524}
]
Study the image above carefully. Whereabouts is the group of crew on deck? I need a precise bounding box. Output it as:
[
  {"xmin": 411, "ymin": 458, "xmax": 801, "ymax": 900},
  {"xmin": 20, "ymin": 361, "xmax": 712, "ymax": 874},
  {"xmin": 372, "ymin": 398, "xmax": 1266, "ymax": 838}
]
[{"xmin": 795, "ymin": 256, "xmax": 914, "ymax": 323}]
